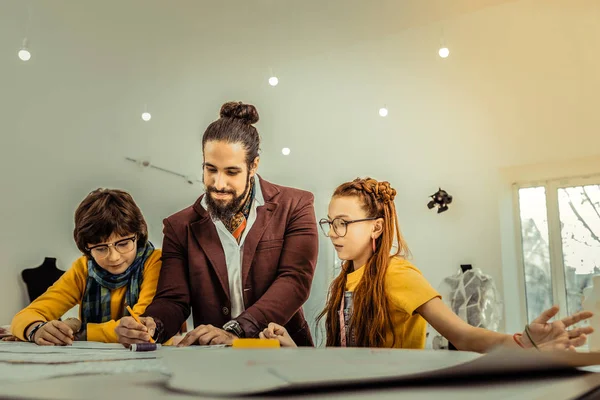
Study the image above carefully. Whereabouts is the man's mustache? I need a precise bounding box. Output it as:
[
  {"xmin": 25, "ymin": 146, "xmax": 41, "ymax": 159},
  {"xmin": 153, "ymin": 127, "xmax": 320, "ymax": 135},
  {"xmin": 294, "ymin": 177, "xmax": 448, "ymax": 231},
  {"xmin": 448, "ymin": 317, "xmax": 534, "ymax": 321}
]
[{"xmin": 207, "ymin": 187, "xmax": 235, "ymax": 195}]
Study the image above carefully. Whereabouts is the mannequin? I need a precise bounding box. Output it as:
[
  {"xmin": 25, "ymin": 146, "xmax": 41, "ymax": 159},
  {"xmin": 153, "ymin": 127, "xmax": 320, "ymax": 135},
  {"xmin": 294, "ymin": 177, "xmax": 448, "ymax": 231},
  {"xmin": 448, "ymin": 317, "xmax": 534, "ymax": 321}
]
[{"xmin": 21, "ymin": 258, "xmax": 65, "ymax": 303}]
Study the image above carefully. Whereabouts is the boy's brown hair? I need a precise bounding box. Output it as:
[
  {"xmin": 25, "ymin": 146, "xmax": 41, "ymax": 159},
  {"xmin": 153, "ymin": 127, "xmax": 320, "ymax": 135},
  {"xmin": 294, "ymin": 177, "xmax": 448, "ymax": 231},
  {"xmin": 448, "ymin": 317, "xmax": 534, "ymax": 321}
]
[{"xmin": 73, "ymin": 189, "xmax": 148, "ymax": 256}]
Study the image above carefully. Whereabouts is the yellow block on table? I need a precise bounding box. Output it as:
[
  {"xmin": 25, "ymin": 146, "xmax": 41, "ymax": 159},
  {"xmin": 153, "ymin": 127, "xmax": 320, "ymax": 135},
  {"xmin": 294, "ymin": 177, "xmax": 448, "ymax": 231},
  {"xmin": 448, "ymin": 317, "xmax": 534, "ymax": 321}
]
[{"xmin": 232, "ymin": 338, "xmax": 280, "ymax": 348}]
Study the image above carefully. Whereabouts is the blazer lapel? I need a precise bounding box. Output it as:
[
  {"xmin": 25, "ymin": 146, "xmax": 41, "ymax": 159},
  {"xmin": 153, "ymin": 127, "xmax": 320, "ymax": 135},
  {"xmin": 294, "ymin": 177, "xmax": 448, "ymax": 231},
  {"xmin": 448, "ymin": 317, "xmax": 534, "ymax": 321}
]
[
  {"xmin": 241, "ymin": 177, "xmax": 280, "ymax": 287},
  {"xmin": 191, "ymin": 196, "xmax": 230, "ymax": 300},
  {"xmin": 241, "ymin": 201, "xmax": 278, "ymax": 287}
]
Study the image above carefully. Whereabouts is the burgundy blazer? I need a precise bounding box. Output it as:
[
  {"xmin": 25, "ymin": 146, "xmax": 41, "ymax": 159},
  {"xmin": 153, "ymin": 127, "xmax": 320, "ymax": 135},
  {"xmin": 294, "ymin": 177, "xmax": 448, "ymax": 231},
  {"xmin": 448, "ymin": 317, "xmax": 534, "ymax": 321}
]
[{"xmin": 144, "ymin": 177, "xmax": 318, "ymax": 346}]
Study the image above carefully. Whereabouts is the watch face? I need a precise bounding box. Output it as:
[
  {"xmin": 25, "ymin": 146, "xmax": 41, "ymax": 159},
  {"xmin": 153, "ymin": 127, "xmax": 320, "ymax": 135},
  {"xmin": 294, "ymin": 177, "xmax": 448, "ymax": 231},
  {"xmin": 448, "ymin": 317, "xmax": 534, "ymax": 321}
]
[
  {"xmin": 224, "ymin": 321, "xmax": 243, "ymax": 337},
  {"xmin": 223, "ymin": 321, "xmax": 236, "ymax": 332}
]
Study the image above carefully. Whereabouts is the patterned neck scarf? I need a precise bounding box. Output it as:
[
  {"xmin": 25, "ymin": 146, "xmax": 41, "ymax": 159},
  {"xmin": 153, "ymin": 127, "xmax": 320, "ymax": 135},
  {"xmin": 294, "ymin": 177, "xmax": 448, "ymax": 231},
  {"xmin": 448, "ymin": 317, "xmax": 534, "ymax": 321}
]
[
  {"xmin": 81, "ymin": 241, "xmax": 154, "ymax": 326},
  {"xmin": 224, "ymin": 177, "xmax": 255, "ymax": 242}
]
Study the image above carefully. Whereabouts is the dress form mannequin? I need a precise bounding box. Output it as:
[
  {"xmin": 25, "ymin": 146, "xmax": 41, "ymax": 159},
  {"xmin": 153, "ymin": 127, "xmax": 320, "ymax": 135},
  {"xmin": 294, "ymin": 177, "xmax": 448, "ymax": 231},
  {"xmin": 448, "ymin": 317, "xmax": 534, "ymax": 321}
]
[{"xmin": 21, "ymin": 257, "xmax": 65, "ymax": 303}]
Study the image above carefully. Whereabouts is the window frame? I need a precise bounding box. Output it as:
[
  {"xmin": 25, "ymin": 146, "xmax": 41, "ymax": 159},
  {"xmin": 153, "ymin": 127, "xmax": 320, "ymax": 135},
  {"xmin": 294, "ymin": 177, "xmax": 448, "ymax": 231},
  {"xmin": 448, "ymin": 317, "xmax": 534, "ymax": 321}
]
[{"xmin": 514, "ymin": 174, "xmax": 600, "ymax": 322}]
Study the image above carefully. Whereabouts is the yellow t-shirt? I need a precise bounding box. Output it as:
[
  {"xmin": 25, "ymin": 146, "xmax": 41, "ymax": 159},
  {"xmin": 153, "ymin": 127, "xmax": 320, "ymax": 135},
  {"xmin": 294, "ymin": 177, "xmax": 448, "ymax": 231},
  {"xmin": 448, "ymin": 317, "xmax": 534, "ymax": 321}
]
[
  {"xmin": 345, "ymin": 257, "xmax": 440, "ymax": 349},
  {"xmin": 11, "ymin": 249, "xmax": 162, "ymax": 343}
]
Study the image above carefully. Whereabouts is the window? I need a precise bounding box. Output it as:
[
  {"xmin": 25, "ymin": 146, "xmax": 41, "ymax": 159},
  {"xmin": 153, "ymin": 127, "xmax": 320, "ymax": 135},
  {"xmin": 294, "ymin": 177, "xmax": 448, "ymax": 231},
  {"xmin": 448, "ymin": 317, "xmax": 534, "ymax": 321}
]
[
  {"xmin": 518, "ymin": 186, "xmax": 553, "ymax": 323},
  {"xmin": 516, "ymin": 177, "xmax": 600, "ymax": 323}
]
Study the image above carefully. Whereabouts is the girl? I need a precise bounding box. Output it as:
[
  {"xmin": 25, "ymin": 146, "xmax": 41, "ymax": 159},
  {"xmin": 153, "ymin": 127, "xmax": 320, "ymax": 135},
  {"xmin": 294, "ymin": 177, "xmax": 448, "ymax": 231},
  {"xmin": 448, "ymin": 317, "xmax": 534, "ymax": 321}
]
[
  {"xmin": 261, "ymin": 177, "xmax": 593, "ymax": 352},
  {"xmin": 11, "ymin": 189, "xmax": 162, "ymax": 345}
]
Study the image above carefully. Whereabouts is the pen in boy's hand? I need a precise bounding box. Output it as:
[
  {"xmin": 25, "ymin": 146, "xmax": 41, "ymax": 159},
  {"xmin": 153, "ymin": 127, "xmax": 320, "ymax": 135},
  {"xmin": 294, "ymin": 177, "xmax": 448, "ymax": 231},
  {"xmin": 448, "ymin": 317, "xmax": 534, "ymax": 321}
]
[{"xmin": 126, "ymin": 305, "xmax": 155, "ymax": 343}]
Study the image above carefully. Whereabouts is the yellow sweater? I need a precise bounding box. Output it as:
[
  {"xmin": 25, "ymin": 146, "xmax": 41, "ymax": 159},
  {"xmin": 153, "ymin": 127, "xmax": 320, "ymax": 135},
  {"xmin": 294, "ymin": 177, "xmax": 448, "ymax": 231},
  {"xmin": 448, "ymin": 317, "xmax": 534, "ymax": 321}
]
[{"xmin": 11, "ymin": 249, "xmax": 162, "ymax": 343}]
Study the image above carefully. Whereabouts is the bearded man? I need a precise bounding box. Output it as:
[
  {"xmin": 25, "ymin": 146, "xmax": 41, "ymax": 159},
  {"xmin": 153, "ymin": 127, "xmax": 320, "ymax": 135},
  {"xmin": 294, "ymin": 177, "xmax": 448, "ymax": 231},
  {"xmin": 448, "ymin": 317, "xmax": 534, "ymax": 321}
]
[{"xmin": 115, "ymin": 102, "xmax": 318, "ymax": 346}]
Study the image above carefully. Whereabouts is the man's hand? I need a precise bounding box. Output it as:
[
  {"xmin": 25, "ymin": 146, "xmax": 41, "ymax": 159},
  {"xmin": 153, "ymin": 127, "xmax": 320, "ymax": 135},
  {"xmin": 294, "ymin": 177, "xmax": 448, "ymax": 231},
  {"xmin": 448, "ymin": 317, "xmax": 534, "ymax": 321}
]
[
  {"xmin": 176, "ymin": 324, "xmax": 236, "ymax": 347},
  {"xmin": 114, "ymin": 316, "xmax": 156, "ymax": 345},
  {"xmin": 30, "ymin": 321, "xmax": 74, "ymax": 346},
  {"xmin": 259, "ymin": 322, "xmax": 297, "ymax": 348},
  {"xmin": 522, "ymin": 305, "xmax": 593, "ymax": 351}
]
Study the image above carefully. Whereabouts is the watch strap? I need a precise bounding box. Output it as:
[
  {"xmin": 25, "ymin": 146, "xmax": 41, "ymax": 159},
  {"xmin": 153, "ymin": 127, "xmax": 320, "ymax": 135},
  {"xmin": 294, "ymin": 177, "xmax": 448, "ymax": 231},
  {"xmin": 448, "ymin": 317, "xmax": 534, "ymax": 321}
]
[{"xmin": 223, "ymin": 320, "xmax": 244, "ymax": 338}]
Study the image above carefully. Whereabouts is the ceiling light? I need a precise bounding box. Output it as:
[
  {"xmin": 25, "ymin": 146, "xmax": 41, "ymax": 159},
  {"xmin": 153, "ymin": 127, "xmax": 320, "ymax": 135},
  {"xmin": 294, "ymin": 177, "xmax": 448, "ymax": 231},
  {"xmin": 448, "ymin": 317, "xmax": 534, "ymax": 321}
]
[{"xmin": 18, "ymin": 38, "xmax": 31, "ymax": 61}]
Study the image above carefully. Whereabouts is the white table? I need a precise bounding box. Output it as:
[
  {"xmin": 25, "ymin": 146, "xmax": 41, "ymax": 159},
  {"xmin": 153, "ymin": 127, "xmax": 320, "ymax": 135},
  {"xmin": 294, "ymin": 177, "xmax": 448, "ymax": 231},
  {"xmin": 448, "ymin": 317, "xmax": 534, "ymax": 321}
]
[
  {"xmin": 1, "ymin": 343, "xmax": 599, "ymax": 399},
  {"xmin": 0, "ymin": 371, "xmax": 599, "ymax": 400}
]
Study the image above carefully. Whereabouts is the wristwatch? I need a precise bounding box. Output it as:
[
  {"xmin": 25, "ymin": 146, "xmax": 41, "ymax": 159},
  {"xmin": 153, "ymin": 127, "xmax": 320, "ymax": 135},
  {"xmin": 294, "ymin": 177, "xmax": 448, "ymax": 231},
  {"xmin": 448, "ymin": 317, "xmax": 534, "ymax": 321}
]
[
  {"xmin": 151, "ymin": 317, "xmax": 164, "ymax": 343},
  {"xmin": 223, "ymin": 320, "xmax": 244, "ymax": 338}
]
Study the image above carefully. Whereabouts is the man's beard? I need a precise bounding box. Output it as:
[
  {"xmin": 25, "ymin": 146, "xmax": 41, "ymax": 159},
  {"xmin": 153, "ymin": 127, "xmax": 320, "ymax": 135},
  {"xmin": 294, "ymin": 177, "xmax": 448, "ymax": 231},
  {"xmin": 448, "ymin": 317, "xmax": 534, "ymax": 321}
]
[{"xmin": 204, "ymin": 173, "xmax": 251, "ymax": 222}]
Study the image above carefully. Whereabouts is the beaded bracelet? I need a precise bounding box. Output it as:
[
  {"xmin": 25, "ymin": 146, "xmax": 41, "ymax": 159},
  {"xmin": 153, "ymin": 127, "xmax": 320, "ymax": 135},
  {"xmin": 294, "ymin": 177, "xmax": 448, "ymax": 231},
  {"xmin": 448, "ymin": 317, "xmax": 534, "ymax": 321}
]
[{"xmin": 27, "ymin": 322, "xmax": 47, "ymax": 342}]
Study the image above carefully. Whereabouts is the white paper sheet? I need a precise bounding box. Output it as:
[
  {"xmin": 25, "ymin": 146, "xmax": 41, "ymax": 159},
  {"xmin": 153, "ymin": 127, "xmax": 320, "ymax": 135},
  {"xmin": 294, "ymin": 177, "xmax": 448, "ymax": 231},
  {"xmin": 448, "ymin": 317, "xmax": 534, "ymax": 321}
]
[
  {"xmin": 0, "ymin": 342, "xmax": 231, "ymax": 384},
  {"xmin": 162, "ymin": 347, "xmax": 600, "ymax": 397},
  {"xmin": 64, "ymin": 342, "xmax": 128, "ymax": 350},
  {"xmin": 0, "ymin": 341, "xmax": 226, "ymax": 353},
  {"xmin": 0, "ymin": 342, "xmax": 129, "ymax": 351},
  {"xmin": 163, "ymin": 347, "xmax": 482, "ymax": 396},
  {"xmin": 0, "ymin": 341, "xmax": 165, "ymax": 383},
  {"xmin": 0, "ymin": 341, "xmax": 156, "ymax": 363},
  {"xmin": 161, "ymin": 344, "xmax": 230, "ymax": 351},
  {"xmin": 0, "ymin": 350, "xmax": 156, "ymax": 364},
  {"xmin": 0, "ymin": 359, "xmax": 168, "ymax": 383}
]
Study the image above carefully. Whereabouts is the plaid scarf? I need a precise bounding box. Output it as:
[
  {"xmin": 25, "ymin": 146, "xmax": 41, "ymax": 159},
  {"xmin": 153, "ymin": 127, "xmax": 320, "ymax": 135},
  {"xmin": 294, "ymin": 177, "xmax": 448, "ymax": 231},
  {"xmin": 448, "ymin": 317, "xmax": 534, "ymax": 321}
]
[
  {"xmin": 224, "ymin": 177, "xmax": 255, "ymax": 242},
  {"xmin": 81, "ymin": 241, "xmax": 154, "ymax": 326}
]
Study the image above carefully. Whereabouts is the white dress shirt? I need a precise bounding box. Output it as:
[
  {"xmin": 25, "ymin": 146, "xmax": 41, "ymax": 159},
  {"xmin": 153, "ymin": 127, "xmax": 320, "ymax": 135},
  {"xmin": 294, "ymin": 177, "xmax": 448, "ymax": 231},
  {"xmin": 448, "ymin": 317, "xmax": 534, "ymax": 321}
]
[{"xmin": 200, "ymin": 176, "xmax": 264, "ymax": 319}]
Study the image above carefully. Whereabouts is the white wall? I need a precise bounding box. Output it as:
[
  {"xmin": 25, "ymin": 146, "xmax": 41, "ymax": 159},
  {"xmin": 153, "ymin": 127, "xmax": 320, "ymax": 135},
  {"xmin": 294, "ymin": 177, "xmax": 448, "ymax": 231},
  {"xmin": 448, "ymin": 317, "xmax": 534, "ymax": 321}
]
[{"xmin": 1, "ymin": 0, "xmax": 600, "ymax": 333}]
